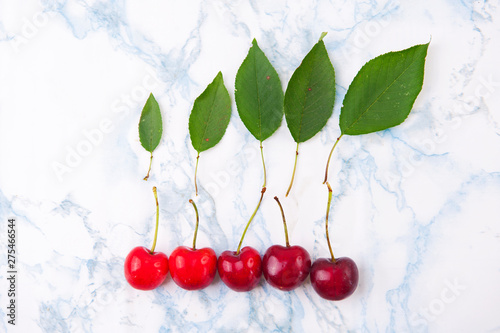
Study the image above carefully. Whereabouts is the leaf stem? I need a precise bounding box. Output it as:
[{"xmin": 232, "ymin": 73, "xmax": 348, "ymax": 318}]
[
  {"xmin": 260, "ymin": 141, "xmax": 267, "ymax": 188},
  {"xmin": 144, "ymin": 152, "xmax": 153, "ymax": 181},
  {"xmin": 194, "ymin": 153, "xmax": 200, "ymax": 196},
  {"xmin": 189, "ymin": 199, "xmax": 199, "ymax": 250},
  {"xmin": 285, "ymin": 142, "xmax": 300, "ymax": 197},
  {"xmin": 323, "ymin": 134, "xmax": 343, "ymax": 184},
  {"xmin": 150, "ymin": 186, "xmax": 159, "ymax": 254},
  {"xmin": 236, "ymin": 187, "xmax": 267, "ymax": 254},
  {"xmin": 325, "ymin": 182, "xmax": 336, "ymax": 262},
  {"xmin": 274, "ymin": 196, "xmax": 289, "ymax": 247}
]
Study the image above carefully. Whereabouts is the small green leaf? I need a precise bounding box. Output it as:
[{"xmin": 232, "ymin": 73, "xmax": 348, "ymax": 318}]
[
  {"xmin": 235, "ymin": 39, "xmax": 284, "ymax": 142},
  {"xmin": 340, "ymin": 42, "xmax": 429, "ymax": 135},
  {"xmin": 139, "ymin": 93, "xmax": 163, "ymax": 153},
  {"xmin": 189, "ymin": 72, "xmax": 232, "ymax": 153},
  {"xmin": 284, "ymin": 37, "xmax": 336, "ymax": 143}
]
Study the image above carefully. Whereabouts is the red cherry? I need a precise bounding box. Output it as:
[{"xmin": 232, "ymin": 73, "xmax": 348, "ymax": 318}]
[
  {"xmin": 124, "ymin": 246, "xmax": 169, "ymax": 290},
  {"xmin": 218, "ymin": 184, "xmax": 265, "ymax": 292},
  {"xmin": 124, "ymin": 187, "xmax": 168, "ymax": 291},
  {"xmin": 262, "ymin": 197, "xmax": 311, "ymax": 291},
  {"xmin": 169, "ymin": 246, "xmax": 217, "ymax": 290},
  {"xmin": 310, "ymin": 257, "xmax": 359, "ymax": 301},
  {"xmin": 217, "ymin": 246, "xmax": 262, "ymax": 292},
  {"xmin": 309, "ymin": 183, "xmax": 359, "ymax": 300},
  {"xmin": 263, "ymin": 245, "xmax": 311, "ymax": 291}
]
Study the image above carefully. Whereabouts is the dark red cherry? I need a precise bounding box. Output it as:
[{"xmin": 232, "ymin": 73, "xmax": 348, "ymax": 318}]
[
  {"xmin": 263, "ymin": 245, "xmax": 311, "ymax": 291},
  {"xmin": 310, "ymin": 257, "xmax": 358, "ymax": 301}
]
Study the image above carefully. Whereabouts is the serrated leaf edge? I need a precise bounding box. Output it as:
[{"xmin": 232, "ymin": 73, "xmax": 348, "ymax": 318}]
[{"xmin": 341, "ymin": 43, "xmax": 429, "ymax": 135}]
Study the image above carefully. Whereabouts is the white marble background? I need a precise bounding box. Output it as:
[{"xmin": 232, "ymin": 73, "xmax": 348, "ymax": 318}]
[{"xmin": 1, "ymin": 0, "xmax": 500, "ymax": 332}]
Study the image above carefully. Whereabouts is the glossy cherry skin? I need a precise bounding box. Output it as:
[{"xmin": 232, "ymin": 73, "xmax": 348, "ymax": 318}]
[
  {"xmin": 169, "ymin": 246, "xmax": 217, "ymax": 290},
  {"xmin": 217, "ymin": 246, "xmax": 262, "ymax": 292},
  {"xmin": 310, "ymin": 257, "xmax": 359, "ymax": 301},
  {"xmin": 262, "ymin": 245, "xmax": 311, "ymax": 291},
  {"xmin": 124, "ymin": 246, "xmax": 169, "ymax": 290}
]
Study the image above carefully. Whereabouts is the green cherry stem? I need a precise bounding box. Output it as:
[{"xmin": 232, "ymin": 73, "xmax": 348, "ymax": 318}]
[
  {"xmin": 194, "ymin": 153, "xmax": 200, "ymax": 196},
  {"xmin": 325, "ymin": 182, "xmax": 336, "ymax": 262},
  {"xmin": 236, "ymin": 186, "xmax": 266, "ymax": 254},
  {"xmin": 260, "ymin": 141, "xmax": 267, "ymax": 188},
  {"xmin": 189, "ymin": 199, "xmax": 200, "ymax": 250},
  {"xmin": 323, "ymin": 134, "xmax": 343, "ymax": 184},
  {"xmin": 150, "ymin": 186, "xmax": 160, "ymax": 254},
  {"xmin": 274, "ymin": 196, "xmax": 290, "ymax": 247},
  {"xmin": 285, "ymin": 142, "xmax": 300, "ymax": 197},
  {"xmin": 235, "ymin": 141, "xmax": 268, "ymax": 254},
  {"xmin": 144, "ymin": 152, "xmax": 153, "ymax": 181}
]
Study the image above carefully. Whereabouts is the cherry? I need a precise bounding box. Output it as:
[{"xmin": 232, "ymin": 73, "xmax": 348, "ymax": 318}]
[
  {"xmin": 263, "ymin": 197, "xmax": 311, "ymax": 291},
  {"xmin": 310, "ymin": 257, "xmax": 358, "ymax": 300},
  {"xmin": 217, "ymin": 139, "xmax": 273, "ymax": 292},
  {"xmin": 124, "ymin": 246, "xmax": 169, "ymax": 290},
  {"xmin": 169, "ymin": 200, "xmax": 217, "ymax": 290},
  {"xmin": 124, "ymin": 187, "xmax": 169, "ymax": 290},
  {"xmin": 217, "ymin": 246, "xmax": 262, "ymax": 292},
  {"xmin": 310, "ymin": 182, "xmax": 358, "ymax": 300},
  {"xmin": 217, "ymin": 182, "xmax": 265, "ymax": 292}
]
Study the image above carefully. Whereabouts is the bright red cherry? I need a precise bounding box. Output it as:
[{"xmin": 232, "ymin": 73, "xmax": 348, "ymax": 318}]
[
  {"xmin": 124, "ymin": 187, "xmax": 169, "ymax": 290},
  {"xmin": 310, "ymin": 257, "xmax": 358, "ymax": 300},
  {"xmin": 217, "ymin": 246, "xmax": 262, "ymax": 292},
  {"xmin": 170, "ymin": 246, "xmax": 217, "ymax": 290},
  {"xmin": 309, "ymin": 182, "xmax": 359, "ymax": 300},
  {"xmin": 169, "ymin": 200, "xmax": 217, "ymax": 290},
  {"xmin": 263, "ymin": 197, "xmax": 311, "ymax": 291},
  {"xmin": 124, "ymin": 246, "xmax": 169, "ymax": 290}
]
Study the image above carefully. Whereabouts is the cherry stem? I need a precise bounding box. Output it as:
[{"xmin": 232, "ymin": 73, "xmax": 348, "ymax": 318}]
[
  {"xmin": 235, "ymin": 142, "xmax": 268, "ymax": 254},
  {"xmin": 274, "ymin": 196, "xmax": 289, "ymax": 247},
  {"xmin": 150, "ymin": 186, "xmax": 159, "ymax": 254},
  {"xmin": 189, "ymin": 199, "xmax": 199, "ymax": 250},
  {"xmin": 143, "ymin": 152, "xmax": 153, "ymax": 181},
  {"xmin": 260, "ymin": 141, "xmax": 267, "ymax": 188},
  {"xmin": 323, "ymin": 134, "xmax": 343, "ymax": 184},
  {"xmin": 325, "ymin": 182, "xmax": 336, "ymax": 262},
  {"xmin": 285, "ymin": 142, "xmax": 300, "ymax": 197},
  {"xmin": 236, "ymin": 186, "xmax": 266, "ymax": 254},
  {"xmin": 194, "ymin": 153, "xmax": 200, "ymax": 196}
]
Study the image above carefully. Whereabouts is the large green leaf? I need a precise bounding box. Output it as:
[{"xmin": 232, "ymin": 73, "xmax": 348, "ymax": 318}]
[
  {"xmin": 284, "ymin": 36, "xmax": 336, "ymax": 143},
  {"xmin": 139, "ymin": 93, "xmax": 163, "ymax": 153},
  {"xmin": 189, "ymin": 72, "xmax": 232, "ymax": 153},
  {"xmin": 340, "ymin": 43, "xmax": 429, "ymax": 135},
  {"xmin": 235, "ymin": 39, "xmax": 284, "ymax": 141}
]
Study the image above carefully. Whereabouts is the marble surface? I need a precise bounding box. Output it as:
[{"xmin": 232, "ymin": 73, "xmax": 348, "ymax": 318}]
[{"xmin": 1, "ymin": 0, "xmax": 500, "ymax": 332}]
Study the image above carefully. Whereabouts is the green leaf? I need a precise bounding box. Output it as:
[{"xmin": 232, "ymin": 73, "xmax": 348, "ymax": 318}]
[
  {"xmin": 189, "ymin": 72, "xmax": 232, "ymax": 153},
  {"xmin": 139, "ymin": 93, "xmax": 163, "ymax": 153},
  {"xmin": 339, "ymin": 42, "xmax": 429, "ymax": 135},
  {"xmin": 284, "ymin": 37, "xmax": 336, "ymax": 143},
  {"xmin": 235, "ymin": 39, "xmax": 284, "ymax": 142}
]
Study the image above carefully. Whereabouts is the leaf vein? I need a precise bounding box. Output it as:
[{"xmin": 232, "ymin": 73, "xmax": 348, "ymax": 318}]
[
  {"xmin": 345, "ymin": 51, "xmax": 420, "ymax": 133},
  {"xmin": 198, "ymin": 81, "xmax": 221, "ymax": 151}
]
